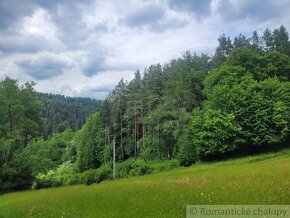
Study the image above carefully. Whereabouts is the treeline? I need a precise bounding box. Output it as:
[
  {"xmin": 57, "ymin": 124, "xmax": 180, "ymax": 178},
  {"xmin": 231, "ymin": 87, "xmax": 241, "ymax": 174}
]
[
  {"xmin": 0, "ymin": 79, "xmax": 43, "ymax": 190},
  {"xmin": 1, "ymin": 25, "xmax": 290, "ymax": 192},
  {"xmin": 38, "ymin": 93, "xmax": 101, "ymax": 138},
  {"xmin": 0, "ymin": 83, "xmax": 175, "ymax": 190},
  {"xmin": 0, "ymin": 83, "xmax": 100, "ymax": 191},
  {"xmin": 86, "ymin": 25, "xmax": 290, "ymax": 166}
]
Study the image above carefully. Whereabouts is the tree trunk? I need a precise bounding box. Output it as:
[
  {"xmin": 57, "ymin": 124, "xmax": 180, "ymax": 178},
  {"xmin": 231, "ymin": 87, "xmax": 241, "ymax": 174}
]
[
  {"xmin": 142, "ymin": 116, "xmax": 146, "ymax": 161},
  {"xmin": 107, "ymin": 127, "xmax": 110, "ymax": 145},
  {"xmin": 134, "ymin": 114, "xmax": 137, "ymax": 159},
  {"xmin": 120, "ymin": 117, "xmax": 124, "ymax": 160},
  {"xmin": 158, "ymin": 118, "xmax": 161, "ymax": 160},
  {"xmin": 167, "ymin": 147, "xmax": 172, "ymax": 160},
  {"xmin": 8, "ymin": 104, "xmax": 13, "ymax": 131}
]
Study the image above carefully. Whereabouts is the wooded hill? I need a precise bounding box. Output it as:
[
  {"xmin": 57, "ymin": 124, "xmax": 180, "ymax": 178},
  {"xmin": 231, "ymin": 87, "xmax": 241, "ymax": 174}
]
[
  {"xmin": 0, "ymin": 25, "xmax": 289, "ymax": 192},
  {"xmin": 38, "ymin": 93, "xmax": 101, "ymax": 138}
]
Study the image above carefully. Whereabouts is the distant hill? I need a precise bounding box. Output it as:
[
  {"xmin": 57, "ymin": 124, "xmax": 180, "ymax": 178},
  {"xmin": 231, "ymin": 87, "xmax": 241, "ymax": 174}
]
[{"xmin": 37, "ymin": 93, "xmax": 102, "ymax": 137}]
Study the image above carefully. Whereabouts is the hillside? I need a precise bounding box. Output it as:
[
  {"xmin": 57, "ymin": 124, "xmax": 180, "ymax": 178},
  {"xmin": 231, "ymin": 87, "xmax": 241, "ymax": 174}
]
[
  {"xmin": 0, "ymin": 149, "xmax": 289, "ymax": 218},
  {"xmin": 1, "ymin": 26, "xmax": 289, "ymax": 193},
  {"xmin": 38, "ymin": 93, "xmax": 102, "ymax": 137}
]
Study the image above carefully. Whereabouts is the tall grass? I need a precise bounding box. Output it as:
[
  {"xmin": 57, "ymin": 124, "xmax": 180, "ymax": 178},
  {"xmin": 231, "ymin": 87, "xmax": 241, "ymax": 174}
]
[{"xmin": 0, "ymin": 149, "xmax": 289, "ymax": 218}]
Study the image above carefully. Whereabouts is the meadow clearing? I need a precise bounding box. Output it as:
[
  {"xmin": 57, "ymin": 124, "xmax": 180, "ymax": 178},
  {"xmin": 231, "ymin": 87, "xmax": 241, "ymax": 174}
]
[{"xmin": 0, "ymin": 149, "xmax": 289, "ymax": 218}]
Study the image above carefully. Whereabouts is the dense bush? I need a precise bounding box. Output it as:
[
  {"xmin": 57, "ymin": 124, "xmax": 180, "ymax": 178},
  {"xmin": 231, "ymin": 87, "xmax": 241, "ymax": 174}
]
[
  {"xmin": 178, "ymin": 128, "xmax": 196, "ymax": 166},
  {"xmin": 76, "ymin": 113, "xmax": 104, "ymax": 172},
  {"xmin": 189, "ymin": 108, "xmax": 244, "ymax": 160},
  {"xmin": 33, "ymin": 159, "xmax": 179, "ymax": 189},
  {"xmin": 149, "ymin": 159, "xmax": 180, "ymax": 172},
  {"xmin": 116, "ymin": 159, "xmax": 153, "ymax": 178},
  {"xmin": 116, "ymin": 158, "xmax": 179, "ymax": 178},
  {"xmin": 33, "ymin": 163, "xmax": 112, "ymax": 189}
]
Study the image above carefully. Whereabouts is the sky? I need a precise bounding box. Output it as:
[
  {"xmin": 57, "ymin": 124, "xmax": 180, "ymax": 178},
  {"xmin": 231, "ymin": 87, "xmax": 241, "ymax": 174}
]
[{"xmin": 0, "ymin": 0, "xmax": 290, "ymax": 99}]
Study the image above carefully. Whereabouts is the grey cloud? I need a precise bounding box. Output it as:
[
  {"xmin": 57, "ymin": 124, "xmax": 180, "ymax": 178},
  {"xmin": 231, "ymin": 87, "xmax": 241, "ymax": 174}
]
[
  {"xmin": 121, "ymin": 3, "xmax": 188, "ymax": 32},
  {"xmin": 78, "ymin": 87, "xmax": 110, "ymax": 100},
  {"xmin": 82, "ymin": 52, "xmax": 108, "ymax": 77},
  {"xmin": 81, "ymin": 49, "xmax": 140, "ymax": 77},
  {"xmin": 167, "ymin": 0, "xmax": 212, "ymax": 18},
  {"xmin": 15, "ymin": 53, "xmax": 72, "ymax": 80},
  {"xmin": 93, "ymin": 23, "xmax": 110, "ymax": 33},
  {"xmin": 217, "ymin": 0, "xmax": 290, "ymax": 22},
  {"xmin": 48, "ymin": 4, "xmax": 88, "ymax": 46},
  {"xmin": 149, "ymin": 18, "xmax": 188, "ymax": 33},
  {"xmin": 82, "ymin": 57, "xmax": 139, "ymax": 77},
  {"xmin": 0, "ymin": 37, "xmax": 43, "ymax": 53},
  {"xmin": 35, "ymin": 0, "xmax": 91, "ymax": 10},
  {"xmin": 0, "ymin": 0, "xmax": 79, "ymax": 30},
  {"xmin": 0, "ymin": 31, "xmax": 63, "ymax": 54},
  {"xmin": 0, "ymin": 0, "xmax": 93, "ymax": 47},
  {"xmin": 89, "ymin": 86, "xmax": 112, "ymax": 93},
  {"xmin": 122, "ymin": 4, "xmax": 165, "ymax": 27},
  {"xmin": 41, "ymin": 1, "xmax": 112, "ymax": 46},
  {"xmin": 0, "ymin": 0, "xmax": 35, "ymax": 29}
]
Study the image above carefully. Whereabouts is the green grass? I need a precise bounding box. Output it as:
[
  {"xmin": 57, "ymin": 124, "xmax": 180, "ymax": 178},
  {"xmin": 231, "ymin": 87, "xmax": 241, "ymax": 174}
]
[{"xmin": 1, "ymin": 149, "xmax": 290, "ymax": 218}]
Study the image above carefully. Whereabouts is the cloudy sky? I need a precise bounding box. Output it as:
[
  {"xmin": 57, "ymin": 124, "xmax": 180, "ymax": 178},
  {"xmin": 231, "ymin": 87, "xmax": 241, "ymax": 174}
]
[{"xmin": 0, "ymin": 0, "xmax": 289, "ymax": 99}]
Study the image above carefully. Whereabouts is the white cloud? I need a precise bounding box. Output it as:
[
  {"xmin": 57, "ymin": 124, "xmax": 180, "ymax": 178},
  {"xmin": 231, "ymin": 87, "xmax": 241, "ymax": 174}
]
[
  {"xmin": 22, "ymin": 9, "xmax": 57, "ymax": 39},
  {"xmin": 0, "ymin": 0, "xmax": 289, "ymax": 99}
]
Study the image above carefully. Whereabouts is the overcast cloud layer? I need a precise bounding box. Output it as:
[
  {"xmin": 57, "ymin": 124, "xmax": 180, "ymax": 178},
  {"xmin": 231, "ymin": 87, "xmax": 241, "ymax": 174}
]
[{"xmin": 0, "ymin": 0, "xmax": 289, "ymax": 99}]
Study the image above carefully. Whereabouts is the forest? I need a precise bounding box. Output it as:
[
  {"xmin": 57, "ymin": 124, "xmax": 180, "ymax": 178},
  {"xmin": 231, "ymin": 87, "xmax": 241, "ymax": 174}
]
[
  {"xmin": 0, "ymin": 25, "xmax": 290, "ymax": 192},
  {"xmin": 38, "ymin": 93, "xmax": 101, "ymax": 138}
]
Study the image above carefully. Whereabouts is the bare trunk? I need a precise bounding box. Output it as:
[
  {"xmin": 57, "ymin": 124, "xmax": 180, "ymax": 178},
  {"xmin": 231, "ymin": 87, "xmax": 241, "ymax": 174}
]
[
  {"xmin": 8, "ymin": 104, "xmax": 13, "ymax": 132},
  {"xmin": 134, "ymin": 114, "xmax": 137, "ymax": 159},
  {"xmin": 104, "ymin": 130, "xmax": 107, "ymax": 146},
  {"xmin": 167, "ymin": 147, "xmax": 172, "ymax": 160},
  {"xmin": 108, "ymin": 128, "xmax": 110, "ymax": 145},
  {"xmin": 132, "ymin": 125, "xmax": 134, "ymax": 158},
  {"xmin": 142, "ymin": 116, "xmax": 146, "ymax": 161},
  {"xmin": 120, "ymin": 118, "xmax": 124, "ymax": 160},
  {"xmin": 158, "ymin": 118, "xmax": 161, "ymax": 160},
  {"xmin": 4, "ymin": 148, "xmax": 11, "ymax": 164}
]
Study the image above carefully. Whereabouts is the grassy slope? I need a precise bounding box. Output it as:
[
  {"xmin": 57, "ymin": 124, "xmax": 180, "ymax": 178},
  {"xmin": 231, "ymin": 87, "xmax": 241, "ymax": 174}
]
[{"xmin": 0, "ymin": 149, "xmax": 289, "ymax": 218}]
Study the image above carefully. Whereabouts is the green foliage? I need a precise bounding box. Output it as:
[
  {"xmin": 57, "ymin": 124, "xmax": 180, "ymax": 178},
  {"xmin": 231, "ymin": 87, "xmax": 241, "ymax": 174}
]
[
  {"xmin": 103, "ymin": 143, "xmax": 113, "ymax": 163},
  {"xmin": 177, "ymin": 128, "xmax": 195, "ymax": 166},
  {"xmin": 33, "ymin": 163, "xmax": 112, "ymax": 188},
  {"xmin": 261, "ymin": 51, "xmax": 290, "ymax": 81},
  {"xmin": 263, "ymin": 25, "xmax": 290, "ymax": 55},
  {"xmin": 38, "ymin": 93, "xmax": 101, "ymax": 138},
  {"xmin": 116, "ymin": 158, "xmax": 179, "ymax": 178},
  {"xmin": 116, "ymin": 159, "xmax": 153, "ymax": 178},
  {"xmin": 0, "ymin": 153, "xmax": 33, "ymax": 192},
  {"xmin": 212, "ymin": 34, "xmax": 233, "ymax": 67},
  {"xmin": 204, "ymin": 64, "xmax": 248, "ymax": 94},
  {"xmin": 189, "ymin": 109, "xmax": 244, "ymax": 160},
  {"xmin": 228, "ymin": 48, "xmax": 290, "ymax": 81},
  {"xmin": 0, "ymin": 77, "xmax": 42, "ymax": 192},
  {"xmin": 21, "ymin": 129, "xmax": 76, "ymax": 176},
  {"xmin": 233, "ymin": 34, "xmax": 250, "ymax": 48},
  {"xmin": 182, "ymin": 53, "xmax": 290, "ymax": 164},
  {"xmin": 76, "ymin": 112, "xmax": 104, "ymax": 172},
  {"xmin": 21, "ymin": 138, "xmax": 60, "ymax": 175}
]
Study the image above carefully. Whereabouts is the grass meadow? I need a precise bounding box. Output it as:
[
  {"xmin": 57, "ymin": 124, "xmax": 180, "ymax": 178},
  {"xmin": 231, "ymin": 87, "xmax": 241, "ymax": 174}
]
[{"xmin": 0, "ymin": 149, "xmax": 289, "ymax": 217}]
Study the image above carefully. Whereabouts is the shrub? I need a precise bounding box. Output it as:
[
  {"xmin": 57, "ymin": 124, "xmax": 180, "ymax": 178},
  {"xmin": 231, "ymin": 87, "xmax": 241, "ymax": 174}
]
[
  {"xmin": 116, "ymin": 159, "xmax": 135, "ymax": 178},
  {"xmin": 116, "ymin": 159, "xmax": 153, "ymax": 177},
  {"xmin": 151, "ymin": 159, "xmax": 180, "ymax": 171},
  {"xmin": 33, "ymin": 163, "xmax": 112, "ymax": 188}
]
